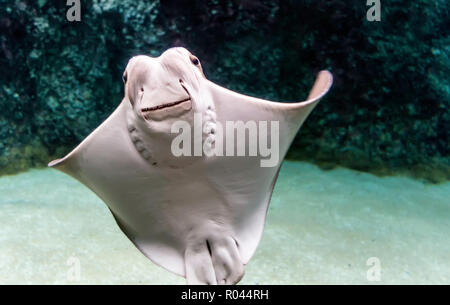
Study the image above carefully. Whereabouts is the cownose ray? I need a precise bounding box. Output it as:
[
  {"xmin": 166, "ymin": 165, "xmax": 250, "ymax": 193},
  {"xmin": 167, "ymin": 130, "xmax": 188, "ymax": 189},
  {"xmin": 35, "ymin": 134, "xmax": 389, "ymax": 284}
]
[{"xmin": 49, "ymin": 47, "xmax": 333, "ymax": 284}]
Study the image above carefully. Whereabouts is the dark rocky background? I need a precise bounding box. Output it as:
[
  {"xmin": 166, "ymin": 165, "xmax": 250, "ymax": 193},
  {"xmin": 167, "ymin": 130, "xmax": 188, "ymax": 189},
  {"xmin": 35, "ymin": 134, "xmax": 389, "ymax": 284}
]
[{"xmin": 0, "ymin": 0, "xmax": 448, "ymax": 182}]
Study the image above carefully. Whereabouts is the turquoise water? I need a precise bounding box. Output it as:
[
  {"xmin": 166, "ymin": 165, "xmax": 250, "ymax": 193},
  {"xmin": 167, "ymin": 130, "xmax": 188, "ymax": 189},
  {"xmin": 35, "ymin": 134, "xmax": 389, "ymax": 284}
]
[{"xmin": 0, "ymin": 161, "xmax": 449, "ymax": 284}]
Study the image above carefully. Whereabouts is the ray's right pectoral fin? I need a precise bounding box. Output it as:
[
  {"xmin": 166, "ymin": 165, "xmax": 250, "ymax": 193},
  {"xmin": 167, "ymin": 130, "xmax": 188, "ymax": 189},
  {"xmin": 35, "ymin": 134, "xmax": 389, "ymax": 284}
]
[
  {"xmin": 48, "ymin": 153, "xmax": 81, "ymax": 180},
  {"xmin": 47, "ymin": 100, "xmax": 129, "ymax": 182}
]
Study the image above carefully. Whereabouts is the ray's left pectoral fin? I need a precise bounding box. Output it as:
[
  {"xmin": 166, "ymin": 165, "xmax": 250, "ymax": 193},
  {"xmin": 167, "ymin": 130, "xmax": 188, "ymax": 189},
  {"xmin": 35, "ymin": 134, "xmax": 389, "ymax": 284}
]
[
  {"xmin": 288, "ymin": 70, "xmax": 334, "ymax": 126},
  {"xmin": 268, "ymin": 70, "xmax": 333, "ymax": 161},
  {"xmin": 207, "ymin": 70, "xmax": 332, "ymax": 129},
  {"xmin": 263, "ymin": 70, "xmax": 334, "ymax": 141},
  {"xmin": 207, "ymin": 70, "xmax": 333, "ymax": 160}
]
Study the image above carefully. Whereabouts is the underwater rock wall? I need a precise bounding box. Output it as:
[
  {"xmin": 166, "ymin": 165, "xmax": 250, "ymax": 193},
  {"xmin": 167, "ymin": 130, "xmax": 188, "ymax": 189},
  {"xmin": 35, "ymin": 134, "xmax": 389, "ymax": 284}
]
[{"xmin": 0, "ymin": 0, "xmax": 448, "ymax": 181}]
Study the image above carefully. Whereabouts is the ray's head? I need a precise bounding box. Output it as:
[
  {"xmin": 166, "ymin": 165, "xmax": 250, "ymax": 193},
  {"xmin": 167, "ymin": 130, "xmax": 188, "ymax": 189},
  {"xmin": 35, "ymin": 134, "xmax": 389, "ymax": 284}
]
[{"xmin": 123, "ymin": 47, "xmax": 206, "ymax": 123}]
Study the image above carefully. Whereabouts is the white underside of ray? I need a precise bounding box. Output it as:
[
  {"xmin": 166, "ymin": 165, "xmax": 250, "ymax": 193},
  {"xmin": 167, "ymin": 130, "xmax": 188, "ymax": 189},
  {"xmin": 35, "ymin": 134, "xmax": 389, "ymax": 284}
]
[{"xmin": 49, "ymin": 70, "xmax": 333, "ymax": 283}]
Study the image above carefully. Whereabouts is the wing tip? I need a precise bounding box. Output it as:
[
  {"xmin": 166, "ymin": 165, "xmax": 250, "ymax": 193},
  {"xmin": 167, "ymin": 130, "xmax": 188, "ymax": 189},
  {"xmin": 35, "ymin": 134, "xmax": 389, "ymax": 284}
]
[
  {"xmin": 48, "ymin": 158, "xmax": 63, "ymax": 168},
  {"xmin": 307, "ymin": 70, "xmax": 333, "ymax": 101},
  {"xmin": 48, "ymin": 153, "xmax": 78, "ymax": 177}
]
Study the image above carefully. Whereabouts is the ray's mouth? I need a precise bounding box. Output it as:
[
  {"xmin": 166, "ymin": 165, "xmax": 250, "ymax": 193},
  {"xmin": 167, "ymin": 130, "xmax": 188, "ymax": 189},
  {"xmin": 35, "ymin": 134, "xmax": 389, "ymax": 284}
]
[
  {"xmin": 140, "ymin": 79, "xmax": 191, "ymax": 114},
  {"xmin": 141, "ymin": 97, "xmax": 191, "ymax": 113}
]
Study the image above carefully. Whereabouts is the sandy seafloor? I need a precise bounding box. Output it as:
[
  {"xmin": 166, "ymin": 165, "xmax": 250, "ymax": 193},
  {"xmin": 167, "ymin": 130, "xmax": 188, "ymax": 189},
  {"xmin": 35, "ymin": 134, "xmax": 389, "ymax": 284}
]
[{"xmin": 0, "ymin": 161, "xmax": 449, "ymax": 284}]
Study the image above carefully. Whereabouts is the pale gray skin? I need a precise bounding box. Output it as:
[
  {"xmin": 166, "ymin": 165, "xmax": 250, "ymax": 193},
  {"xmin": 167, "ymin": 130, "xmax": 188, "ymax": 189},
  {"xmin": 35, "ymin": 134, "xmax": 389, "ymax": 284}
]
[{"xmin": 49, "ymin": 47, "xmax": 333, "ymax": 285}]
